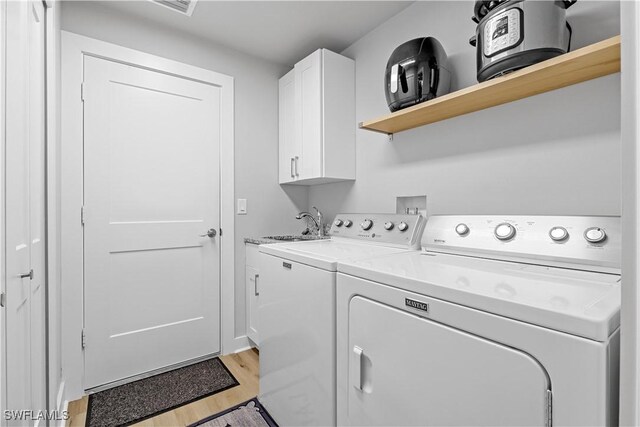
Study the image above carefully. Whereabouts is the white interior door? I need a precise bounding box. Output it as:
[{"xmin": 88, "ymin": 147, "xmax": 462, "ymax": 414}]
[
  {"xmin": 4, "ymin": 0, "xmax": 47, "ymax": 421},
  {"xmin": 83, "ymin": 55, "xmax": 221, "ymax": 389},
  {"xmin": 347, "ymin": 296, "xmax": 551, "ymax": 426}
]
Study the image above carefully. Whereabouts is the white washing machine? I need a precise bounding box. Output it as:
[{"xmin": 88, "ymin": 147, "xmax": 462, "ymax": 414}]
[
  {"xmin": 337, "ymin": 215, "xmax": 621, "ymax": 426},
  {"xmin": 258, "ymin": 214, "xmax": 426, "ymax": 427}
]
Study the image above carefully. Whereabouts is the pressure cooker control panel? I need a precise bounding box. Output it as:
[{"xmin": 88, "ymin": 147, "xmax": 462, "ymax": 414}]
[
  {"xmin": 330, "ymin": 214, "xmax": 425, "ymax": 249},
  {"xmin": 483, "ymin": 7, "xmax": 523, "ymax": 57},
  {"xmin": 424, "ymin": 215, "xmax": 621, "ymax": 273}
]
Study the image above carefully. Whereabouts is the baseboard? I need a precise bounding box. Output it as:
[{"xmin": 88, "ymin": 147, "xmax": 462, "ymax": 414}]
[
  {"xmin": 234, "ymin": 344, "xmax": 252, "ymax": 354},
  {"xmin": 224, "ymin": 335, "xmax": 250, "ymax": 355}
]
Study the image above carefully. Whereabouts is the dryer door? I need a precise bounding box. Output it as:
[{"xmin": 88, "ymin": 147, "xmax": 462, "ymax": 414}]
[{"xmin": 347, "ymin": 296, "xmax": 551, "ymax": 426}]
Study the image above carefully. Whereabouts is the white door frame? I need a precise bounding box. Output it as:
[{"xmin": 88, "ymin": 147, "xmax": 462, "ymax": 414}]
[
  {"xmin": 620, "ymin": 2, "xmax": 640, "ymax": 425},
  {"xmin": 0, "ymin": 0, "xmax": 6, "ymax": 421},
  {"xmin": 60, "ymin": 31, "xmax": 236, "ymax": 401}
]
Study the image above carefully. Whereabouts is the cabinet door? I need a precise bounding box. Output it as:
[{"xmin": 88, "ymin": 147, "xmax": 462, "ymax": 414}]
[
  {"xmin": 278, "ymin": 69, "xmax": 296, "ymax": 184},
  {"xmin": 295, "ymin": 50, "xmax": 323, "ymax": 180},
  {"xmin": 346, "ymin": 296, "xmax": 550, "ymax": 426},
  {"xmin": 246, "ymin": 265, "xmax": 259, "ymax": 345}
]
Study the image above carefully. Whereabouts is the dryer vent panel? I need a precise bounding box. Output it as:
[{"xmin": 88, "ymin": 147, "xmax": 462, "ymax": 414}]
[{"xmin": 152, "ymin": 0, "xmax": 198, "ymax": 16}]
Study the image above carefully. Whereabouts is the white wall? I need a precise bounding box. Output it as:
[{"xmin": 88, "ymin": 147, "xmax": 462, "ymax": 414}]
[
  {"xmin": 60, "ymin": 1, "xmax": 308, "ymax": 343},
  {"xmin": 309, "ymin": 1, "xmax": 621, "ymax": 221}
]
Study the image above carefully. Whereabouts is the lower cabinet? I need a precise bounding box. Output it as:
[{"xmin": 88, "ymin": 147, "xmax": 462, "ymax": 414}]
[{"xmin": 246, "ymin": 243, "xmax": 260, "ymax": 346}]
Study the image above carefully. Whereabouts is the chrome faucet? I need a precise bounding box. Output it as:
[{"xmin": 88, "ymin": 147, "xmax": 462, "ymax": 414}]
[
  {"xmin": 313, "ymin": 206, "xmax": 324, "ymax": 237},
  {"xmin": 296, "ymin": 206, "xmax": 325, "ymax": 237}
]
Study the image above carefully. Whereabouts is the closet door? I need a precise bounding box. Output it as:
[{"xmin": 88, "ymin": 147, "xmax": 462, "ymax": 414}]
[
  {"xmin": 347, "ymin": 296, "xmax": 551, "ymax": 426},
  {"xmin": 4, "ymin": 0, "xmax": 47, "ymax": 420}
]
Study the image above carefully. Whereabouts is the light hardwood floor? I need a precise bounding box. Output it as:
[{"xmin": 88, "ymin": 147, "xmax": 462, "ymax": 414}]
[{"xmin": 66, "ymin": 348, "xmax": 259, "ymax": 427}]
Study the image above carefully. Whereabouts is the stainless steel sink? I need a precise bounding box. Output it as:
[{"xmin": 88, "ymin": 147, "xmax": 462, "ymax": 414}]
[{"xmin": 262, "ymin": 235, "xmax": 327, "ymax": 242}]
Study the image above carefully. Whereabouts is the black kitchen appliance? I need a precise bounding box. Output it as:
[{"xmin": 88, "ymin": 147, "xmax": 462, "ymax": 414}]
[
  {"xmin": 385, "ymin": 37, "xmax": 451, "ymax": 113},
  {"xmin": 469, "ymin": 0, "xmax": 577, "ymax": 82}
]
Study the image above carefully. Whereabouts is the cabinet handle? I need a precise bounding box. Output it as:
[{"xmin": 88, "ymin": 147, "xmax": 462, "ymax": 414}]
[
  {"xmin": 290, "ymin": 158, "xmax": 295, "ymax": 178},
  {"xmin": 294, "ymin": 156, "xmax": 299, "ymax": 177},
  {"xmin": 254, "ymin": 274, "xmax": 259, "ymax": 296}
]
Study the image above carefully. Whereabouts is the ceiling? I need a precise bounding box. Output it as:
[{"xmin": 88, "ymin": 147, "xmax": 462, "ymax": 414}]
[{"xmin": 97, "ymin": 1, "xmax": 414, "ymax": 66}]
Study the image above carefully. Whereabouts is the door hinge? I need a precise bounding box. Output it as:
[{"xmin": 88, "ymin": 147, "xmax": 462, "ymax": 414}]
[
  {"xmin": 81, "ymin": 329, "xmax": 86, "ymax": 349},
  {"xmin": 81, "ymin": 82, "xmax": 85, "ymax": 102},
  {"xmin": 219, "ymin": 228, "xmax": 222, "ymax": 237},
  {"xmin": 81, "ymin": 205, "xmax": 86, "ymax": 225},
  {"xmin": 0, "ymin": 293, "xmax": 5, "ymax": 308},
  {"xmin": 546, "ymin": 389, "xmax": 553, "ymax": 427}
]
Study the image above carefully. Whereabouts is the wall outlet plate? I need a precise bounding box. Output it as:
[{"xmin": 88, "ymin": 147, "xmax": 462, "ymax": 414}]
[{"xmin": 396, "ymin": 195, "xmax": 427, "ymax": 217}]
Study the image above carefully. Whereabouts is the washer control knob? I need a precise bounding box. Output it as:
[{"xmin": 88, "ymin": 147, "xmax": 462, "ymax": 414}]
[
  {"xmin": 549, "ymin": 226, "xmax": 569, "ymax": 242},
  {"xmin": 494, "ymin": 223, "xmax": 516, "ymax": 241},
  {"xmin": 384, "ymin": 221, "xmax": 394, "ymax": 231},
  {"xmin": 398, "ymin": 222, "xmax": 409, "ymax": 232},
  {"xmin": 361, "ymin": 219, "xmax": 374, "ymax": 231},
  {"xmin": 334, "ymin": 219, "xmax": 343, "ymax": 227},
  {"xmin": 344, "ymin": 220, "xmax": 353, "ymax": 228},
  {"xmin": 584, "ymin": 227, "xmax": 607, "ymax": 244},
  {"xmin": 455, "ymin": 223, "xmax": 470, "ymax": 236}
]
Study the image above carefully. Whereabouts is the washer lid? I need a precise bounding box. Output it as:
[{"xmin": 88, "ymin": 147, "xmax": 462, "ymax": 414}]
[
  {"xmin": 338, "ymin": 251, "xmax": 620, "ymax": 341},
  {"xmin": 260, "ymin": 239, "xmax": 414, "ymax": 271}
]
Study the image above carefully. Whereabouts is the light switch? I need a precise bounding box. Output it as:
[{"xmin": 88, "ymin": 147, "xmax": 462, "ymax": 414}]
[{"xmin": 237, "ymin": 199, "xmax": 247, "ymax": 215}]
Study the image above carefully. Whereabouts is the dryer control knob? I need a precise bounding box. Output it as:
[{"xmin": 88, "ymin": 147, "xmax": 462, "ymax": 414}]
[
  {"xmin": 361, "ymin": 219, "xmax": 374, "ymax": 231},
  {"xmin": 549, "ymin": 226, "xmax": 569, "ymax": 242},
  {"xmin": 584, "ymin": 227, "xmax": 607, "ymax": 244},
  {"xmin": 384, "ymin": 221, "xmax": 394, "ymax": 230},
  {"xmin": 455, "ymin": 223, "xmax": 470, "ymax": 236},
  {"xmin": 334, "ymin": 219, "xmax": 343, "ymax": 227},
  {"xmin": 398, "ymin": 222, "xmax": 409, "ymax": 232},
  {"xmin": 495, "ymin": 223, "xmax": 516, "ymax": 241},
  {"xmin": 344, "ymin": 220, "xmax": 353, "ymax": 228}
]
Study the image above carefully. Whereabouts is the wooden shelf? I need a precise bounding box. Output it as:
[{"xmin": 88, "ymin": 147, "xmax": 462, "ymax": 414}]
[{"xmin": 360, "ymin": 35, "xmax": 621, "ymax": 135}]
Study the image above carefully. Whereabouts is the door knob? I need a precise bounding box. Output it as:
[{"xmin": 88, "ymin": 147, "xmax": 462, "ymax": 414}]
[
  {"xmin": 200, "ymin": 228, "xmax": 217, "ymax": 238},
  {"xmin": 19, "ymin": 269, "xmax": 34, "ymax": 280}
]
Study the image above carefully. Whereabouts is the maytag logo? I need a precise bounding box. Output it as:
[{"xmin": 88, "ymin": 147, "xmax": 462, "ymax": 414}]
[
  {"xmin": 433, "ymin": 239, "xmax": 446, "ymax": 244},
  {"xmin": 405, "ymin": 298, "xmax": 429, "ymax": 313},
  {"xmin": 283, "ymin": 262, "xmax": 292, "ymax": 269}
]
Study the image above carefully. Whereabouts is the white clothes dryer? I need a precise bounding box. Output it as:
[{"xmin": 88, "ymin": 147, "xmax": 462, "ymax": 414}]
[{"xmin": 337, "ymin": 215, "xmax": 621, "ymax": 426}]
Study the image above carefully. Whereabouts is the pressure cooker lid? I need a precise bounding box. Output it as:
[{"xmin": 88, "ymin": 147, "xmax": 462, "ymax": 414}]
[
  {"xmin": 473, "ymin": 0, "xmax": 577, "ymax": 20},
  {"xmin": 473, "ymin": 0, "xmax": 509, "ymax": 21}
]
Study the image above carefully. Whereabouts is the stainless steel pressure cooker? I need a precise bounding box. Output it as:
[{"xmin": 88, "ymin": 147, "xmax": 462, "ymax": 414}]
[{"xmin": 469, "ymin": 0, "xmax": 576, "ymax": 82}]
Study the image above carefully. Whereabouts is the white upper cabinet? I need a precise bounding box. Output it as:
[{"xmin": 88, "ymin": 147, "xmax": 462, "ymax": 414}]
[
  {"xmin": 278, "ymin": 69, "xmax": 297, "ymax": 184},
  {"xmin": 279, "ymin": 49, "xmax": 355, "ymax": 185}
]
